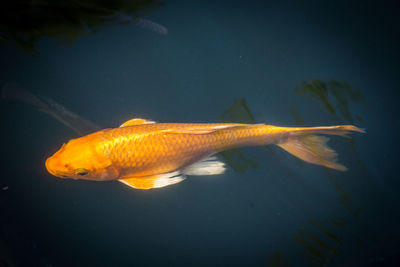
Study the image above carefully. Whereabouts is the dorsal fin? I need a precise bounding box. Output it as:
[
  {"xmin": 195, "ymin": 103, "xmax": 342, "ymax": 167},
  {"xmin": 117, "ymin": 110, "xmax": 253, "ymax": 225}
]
[
  {"xmin": 165, "ymin": 124, "xmax": 244, "ymax": 134},
  {"xmin": 120, "ymin": 118, "xmax": 156, "ymax": 127}
]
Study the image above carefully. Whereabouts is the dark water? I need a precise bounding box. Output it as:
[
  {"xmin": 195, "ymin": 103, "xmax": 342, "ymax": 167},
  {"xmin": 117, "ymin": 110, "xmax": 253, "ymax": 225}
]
[{"xmin": 1, "ymin": 0, "xmax": 400, "ymax": 266}]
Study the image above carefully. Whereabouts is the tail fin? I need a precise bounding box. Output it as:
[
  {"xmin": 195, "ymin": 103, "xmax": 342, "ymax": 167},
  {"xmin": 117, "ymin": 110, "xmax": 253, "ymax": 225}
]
[{"xmin": 276, "ymin": 125, "xmax": 365, "ymax": 171}]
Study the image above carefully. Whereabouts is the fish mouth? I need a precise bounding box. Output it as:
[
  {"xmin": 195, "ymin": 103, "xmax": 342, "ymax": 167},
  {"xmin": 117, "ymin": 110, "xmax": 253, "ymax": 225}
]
[
  {"xmin": 45, "ymin": 157, "xmax": 67, "ymax": 178},
  {"xmin": 45, "ymin": 157, "xmax": 53, "ymax": 174}
]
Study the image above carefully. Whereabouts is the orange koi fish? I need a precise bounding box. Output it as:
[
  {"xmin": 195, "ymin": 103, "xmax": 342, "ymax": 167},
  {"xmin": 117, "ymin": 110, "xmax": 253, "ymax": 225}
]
[{"xmin": 45, "ymin": 118, "xmax": 364, "ymax": 190}]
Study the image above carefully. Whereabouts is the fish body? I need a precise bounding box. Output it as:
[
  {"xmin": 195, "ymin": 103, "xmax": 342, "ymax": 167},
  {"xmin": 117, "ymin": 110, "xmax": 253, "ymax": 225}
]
[{"xmin": 45, "ymin": 118, "xmax": 364, "ymax": 189}]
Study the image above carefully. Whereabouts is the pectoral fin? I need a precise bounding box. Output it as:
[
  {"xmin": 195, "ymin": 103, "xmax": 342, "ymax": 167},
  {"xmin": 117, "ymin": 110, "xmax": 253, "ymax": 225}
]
[
  {"xmin": 120, "ymin": 118, "xmax": 156, "ymax": 127},
  {"xmin": 182, "ymin": 156, "xmax": 226, "ymax": 175},
  {"xmin": 118, "ymin": 171, "xmax": 185, "ymax": 190}
]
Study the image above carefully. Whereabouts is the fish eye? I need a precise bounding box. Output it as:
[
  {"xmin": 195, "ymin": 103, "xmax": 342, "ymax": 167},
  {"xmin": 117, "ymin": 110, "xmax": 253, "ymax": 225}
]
[{"xmin": 74, "ymin": 168, "xmax": 89, "ymax": 176}]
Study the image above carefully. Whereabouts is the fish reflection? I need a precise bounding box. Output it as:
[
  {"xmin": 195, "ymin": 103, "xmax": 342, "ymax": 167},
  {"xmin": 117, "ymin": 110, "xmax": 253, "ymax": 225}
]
[
  {"xmin": 0, "ymin": 0, "xmax": 167, "ymax": 54},
  {"xmin": 2, "ymin": 82, "xmax": 99, "ymax": 135}
]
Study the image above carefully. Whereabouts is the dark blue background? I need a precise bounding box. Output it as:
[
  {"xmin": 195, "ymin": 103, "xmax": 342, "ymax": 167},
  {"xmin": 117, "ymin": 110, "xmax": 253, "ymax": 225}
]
[{"xmin": 1, "ymin": 0, "xmax": 399, "ymax": 266}]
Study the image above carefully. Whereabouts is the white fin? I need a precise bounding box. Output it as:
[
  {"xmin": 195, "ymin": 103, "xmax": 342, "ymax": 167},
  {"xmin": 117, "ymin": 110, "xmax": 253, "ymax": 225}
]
[
  {"xmin": 120, "ymin": 118, "xmax": 156, "ymax": 127},
  {"xmin": 182, "ymin": 156, "xmax": 226, "ymax": 176},
  {"xmin": 118, "ymin": 171, "xmax": 185, "ymax": 190}
]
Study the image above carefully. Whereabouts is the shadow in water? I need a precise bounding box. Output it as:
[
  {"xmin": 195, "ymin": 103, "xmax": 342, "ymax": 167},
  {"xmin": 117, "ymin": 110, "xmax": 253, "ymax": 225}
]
[
  {"xmin": 267, "ymin": 251, "xmax": 290, "ymax": 267},
  {"xmin": 219, "ymin": 98, "xmax": 259, "ymax": 173},
  {"xmin": 293, "ymin": 220, "xmax": 341, "ymax": 266},
  {"xmin": 294, "ymin": 79, "xmax": 364, "ymax": 124}
]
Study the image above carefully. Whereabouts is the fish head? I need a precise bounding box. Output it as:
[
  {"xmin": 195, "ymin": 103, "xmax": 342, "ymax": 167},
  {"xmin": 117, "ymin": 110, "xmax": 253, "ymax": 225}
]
[{"xmin": 45, "ymin": 132, "xmax": 119, "ymax": 181}]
